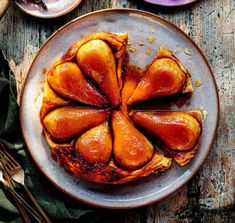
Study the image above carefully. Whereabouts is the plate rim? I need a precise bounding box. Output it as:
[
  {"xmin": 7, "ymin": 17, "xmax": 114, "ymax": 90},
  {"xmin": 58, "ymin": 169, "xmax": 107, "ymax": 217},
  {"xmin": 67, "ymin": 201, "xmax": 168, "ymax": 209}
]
[
  {"xmin": 143, "ymin": 0, "xmax": 197, "ymax": 7},
  {"xmin": 14, "ymin": 0, "xmax": 83, "ymax": 19},
  {"xmin": 19, "ymin": 8, "xmax": 220, "ymax": 209}
]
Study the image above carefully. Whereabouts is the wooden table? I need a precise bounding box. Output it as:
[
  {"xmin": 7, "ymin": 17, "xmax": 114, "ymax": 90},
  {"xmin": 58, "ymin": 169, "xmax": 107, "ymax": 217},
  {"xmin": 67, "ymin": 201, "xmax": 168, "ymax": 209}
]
[{"xmin": 0, "ymin": 0, "xmax": 234, "ymax": 222}]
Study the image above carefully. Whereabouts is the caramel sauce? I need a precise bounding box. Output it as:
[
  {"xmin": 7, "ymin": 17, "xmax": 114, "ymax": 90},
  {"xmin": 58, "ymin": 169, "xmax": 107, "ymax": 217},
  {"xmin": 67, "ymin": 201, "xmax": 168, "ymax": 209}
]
[
  {"xmin": 51, "ymin": 152, "xmax": 57, "ymax": 161},
  {"xmin": 175, "ymin": 100, "xmax": 191, "ymax": 109}
]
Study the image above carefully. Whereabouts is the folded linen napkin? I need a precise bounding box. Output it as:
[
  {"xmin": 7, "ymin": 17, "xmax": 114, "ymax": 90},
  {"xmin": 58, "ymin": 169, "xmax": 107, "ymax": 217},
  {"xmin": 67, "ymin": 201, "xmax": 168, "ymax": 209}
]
[{"xmin": 0, "ymin": 50, "xmax": 105, "ymax": 223}]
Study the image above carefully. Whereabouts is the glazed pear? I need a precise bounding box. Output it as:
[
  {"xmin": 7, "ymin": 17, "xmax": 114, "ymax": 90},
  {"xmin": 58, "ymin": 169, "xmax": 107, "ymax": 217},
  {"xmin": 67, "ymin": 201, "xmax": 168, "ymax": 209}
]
[
  {"xmin": 112, "ymin": 110, "xmax": 154, "ymax": 170},
  {"xmin": 76, "ymin": 40, "xmax": 121, "ymax": 107},
  {"xmin": 75, "ymin": 122, "xmax": 112, "ymax": 164},
  {"xmin": 130, "ymin": 111, "xmax": 201, "ymax": 151},
  {"xmin": 127, "ymin": 48, "xmax": 193, "ymax": 104},
  {"xmin": 47, "ymin": 62, "xmax": 108, "ymax": 107},
  {"xmin": 128, "ymin": 58, "xmax": 186, "ymax": 104},
  {"xmin": 43, "ymin": 107, "xmax": 110, "ymax": 141}
]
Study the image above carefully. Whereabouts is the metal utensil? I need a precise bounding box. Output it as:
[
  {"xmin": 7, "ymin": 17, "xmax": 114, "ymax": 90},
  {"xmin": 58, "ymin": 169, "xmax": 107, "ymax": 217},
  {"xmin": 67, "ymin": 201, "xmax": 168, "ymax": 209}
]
[
  {"xmin": 0, "ymin": 160, "xmax": 30, "ymax": 223},
  {"xmin": 0, "ymin": 165, "xmax": 45, "ymax": 223},
  {"xmin": 0, "ymin": 143, "xmax": 52, "ymax": 223}
]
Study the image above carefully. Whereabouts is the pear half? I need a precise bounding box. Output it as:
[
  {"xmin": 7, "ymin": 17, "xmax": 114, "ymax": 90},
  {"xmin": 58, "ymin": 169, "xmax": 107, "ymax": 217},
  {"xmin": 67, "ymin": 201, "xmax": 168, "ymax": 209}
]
[
  {"xmin": 47, "ymin": 62, "xmax": 108, "ymax": 107},
  {"xmin": 43, "ymin": 107, "xmax": 110, "ymax": 142},
  {"xmin": 112, "ymin": 110, "xmax": 154, "ymax": 170},
  {"xmin": 75, "ymin": 122, "xmax": 112, "ymax": 164},
  {"xmin": 77, "ymin": 40, "xmax": 121, "ymax": 107},
  {"xmin": 128, "ymin": 48, "xmax": 193, "ymax": 104},
  {"xmin": 130, "ymin": 111, "xmax": 201, "ymax": 151}
]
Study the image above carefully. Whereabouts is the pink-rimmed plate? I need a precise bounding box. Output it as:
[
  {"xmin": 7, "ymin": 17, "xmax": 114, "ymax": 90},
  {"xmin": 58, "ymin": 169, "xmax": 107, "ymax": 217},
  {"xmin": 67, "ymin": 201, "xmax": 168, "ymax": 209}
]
[
  {"xmin": 20, "ymin": 9, "xmax": 219, "ymax": 209},
  {"xmin": 143, "ymin": 0, "xmax": 197, "ymax": 7},
  {"xmin": 15, "ymin": 0, "xmax": 82, "ymax": 18}
]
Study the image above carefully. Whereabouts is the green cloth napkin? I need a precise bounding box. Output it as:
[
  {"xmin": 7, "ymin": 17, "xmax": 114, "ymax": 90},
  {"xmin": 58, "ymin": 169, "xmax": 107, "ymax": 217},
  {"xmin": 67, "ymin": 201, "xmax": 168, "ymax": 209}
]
[{"xmin": 0, "ymin": 50, "xmax": 108, "ymax": 223}]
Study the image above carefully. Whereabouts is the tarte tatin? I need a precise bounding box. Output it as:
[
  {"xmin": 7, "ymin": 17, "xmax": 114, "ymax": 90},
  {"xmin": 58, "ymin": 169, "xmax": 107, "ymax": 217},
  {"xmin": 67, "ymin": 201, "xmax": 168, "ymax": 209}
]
[{"xmin": 40, "ymin": 32, "xmax": 202, "ymax": 184}]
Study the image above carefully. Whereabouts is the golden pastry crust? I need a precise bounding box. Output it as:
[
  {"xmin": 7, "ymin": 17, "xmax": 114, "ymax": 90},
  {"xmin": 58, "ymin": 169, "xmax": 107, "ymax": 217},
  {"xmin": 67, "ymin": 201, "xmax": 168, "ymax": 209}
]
[{"xmin": 45, "ymin": 131, "xmax": 172, "ymax": 184}]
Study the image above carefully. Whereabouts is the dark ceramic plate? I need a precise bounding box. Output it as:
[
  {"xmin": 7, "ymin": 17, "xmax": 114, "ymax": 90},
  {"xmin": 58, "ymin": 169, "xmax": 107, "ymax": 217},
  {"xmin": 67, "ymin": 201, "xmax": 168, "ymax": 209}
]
[
  {"xmin": 20, "ymin": 9, "xmax": 219, "ymax": 209},
  {"xmin": 143, "ymin": 0, "xmax": 197, "ymax": 6},
  {"xmin": 15, "ymin": 0, "xmax": 82, "ymax": 18}
]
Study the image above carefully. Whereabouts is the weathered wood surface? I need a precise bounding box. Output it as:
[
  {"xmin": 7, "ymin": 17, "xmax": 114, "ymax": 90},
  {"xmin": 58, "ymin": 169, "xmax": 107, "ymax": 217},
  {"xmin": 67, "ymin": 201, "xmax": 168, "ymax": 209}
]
[{"xmin": 0, "ymin": 0, "xmax": 234, "ymax": 222}]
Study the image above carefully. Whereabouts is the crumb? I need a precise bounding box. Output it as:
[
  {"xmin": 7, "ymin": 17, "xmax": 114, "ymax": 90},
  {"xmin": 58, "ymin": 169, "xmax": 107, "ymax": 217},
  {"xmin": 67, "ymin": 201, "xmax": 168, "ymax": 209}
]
[
  {"xmin": 199, "ymin": 106, "xmax": 204, "ymax": 111},
  {"xmin": 137, "ymin": 33, "xmax": 140, "ymax": 37},
  {"xmin": 129, "ymin": 46, "xmax": 136, "ymax": 53},
  {"xmin": 149, "ymin": 27, "xmax": 155, "ymax": 34},
  {"xmin": 195, "ymin": 80, "xmax": 202, "ymax": 87},
  {"xmin": 177, "ymin": 47, "xmax": 182, "ymax": 53},
  {"xmin": 202, "ymin": 110, "xmax": 209, "ymax": 120},
  {"xmin": 185, "ymin": 48, "xmax": 192, "ymax": 56},
  {"xmin": 147, "ymin": 37, "xmax": 157, "ymax": 43},
  {"xmin": 39, "ymin": 80, "xmax": 45, "ymax": 84},
  {"xmin": 146, "ymin": 49, "xmax": 152, "ymax": 55},
  {"xmin": 42, "ymin": 67, "xmax": 47, "ymax": 75},
  {"xmin": 138, "ymin": 41, "xmax": 145, "ymax": 46},
  {"xmin": 127, "ymin": 39, "xmax": 132, "ymax": 45}
]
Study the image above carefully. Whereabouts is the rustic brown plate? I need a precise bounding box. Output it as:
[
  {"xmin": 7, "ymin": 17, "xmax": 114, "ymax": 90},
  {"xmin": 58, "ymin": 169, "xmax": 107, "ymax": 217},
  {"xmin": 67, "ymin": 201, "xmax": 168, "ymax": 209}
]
[
  {"xmin": 15, "ymin": 0, "xmax": 82, "ymax": 18},
  {"xmin": 20, "ymin": 9, "xmax": 219, "ymax": 209}
]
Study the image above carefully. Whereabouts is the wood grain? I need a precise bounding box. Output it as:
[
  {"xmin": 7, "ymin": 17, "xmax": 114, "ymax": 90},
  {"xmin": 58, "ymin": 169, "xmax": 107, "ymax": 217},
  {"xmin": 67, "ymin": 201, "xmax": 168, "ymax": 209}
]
[{"xmin": 0, "ymin": 0, "xmax": 234, "ymax": 222}]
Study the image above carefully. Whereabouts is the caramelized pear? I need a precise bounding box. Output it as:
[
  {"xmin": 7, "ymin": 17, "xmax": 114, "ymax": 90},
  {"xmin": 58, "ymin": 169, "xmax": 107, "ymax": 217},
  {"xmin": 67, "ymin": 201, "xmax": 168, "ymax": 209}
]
[
  {"xmin": 128, "ymin": 58, "xmax": 186, "ymax": 104},
  {"xmin": 43, "ymin": 107, "xmax": 110, "ymax": 141},
  {"xmin": 75, "ymin": 122, "xmax": 112, "ymax": 164},
  {"xmin": 112, "ymin": 110, "xmax": 154, "ymax": 170},
  {"xmin": 76, "ymin": 40, "xmax": 121, "ymax": 107},
  {"xmin": 47, "ymin": 62, "xmax": 108, "ymax": 107},
  {"xmin": 130, "ymin": 111, "xmax": 201, "ymax": 151}
]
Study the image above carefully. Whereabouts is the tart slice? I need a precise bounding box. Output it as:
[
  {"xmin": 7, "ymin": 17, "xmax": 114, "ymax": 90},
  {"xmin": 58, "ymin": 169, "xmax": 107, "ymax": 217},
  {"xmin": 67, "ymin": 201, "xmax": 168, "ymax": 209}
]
[
  {"xmin": 130, "ymin": 110, "xmax": 202, "ymax": 165},
  {"xmin": 128, "ymin": 48, "xmax": 193, "ymax": 104}
]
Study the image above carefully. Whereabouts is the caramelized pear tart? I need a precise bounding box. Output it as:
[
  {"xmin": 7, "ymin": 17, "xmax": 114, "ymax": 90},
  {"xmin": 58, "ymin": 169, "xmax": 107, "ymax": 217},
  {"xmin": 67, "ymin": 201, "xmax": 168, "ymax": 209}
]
[{"xmin": 40, "ymin": 32, "xmax": 202, "ymax": 184}]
